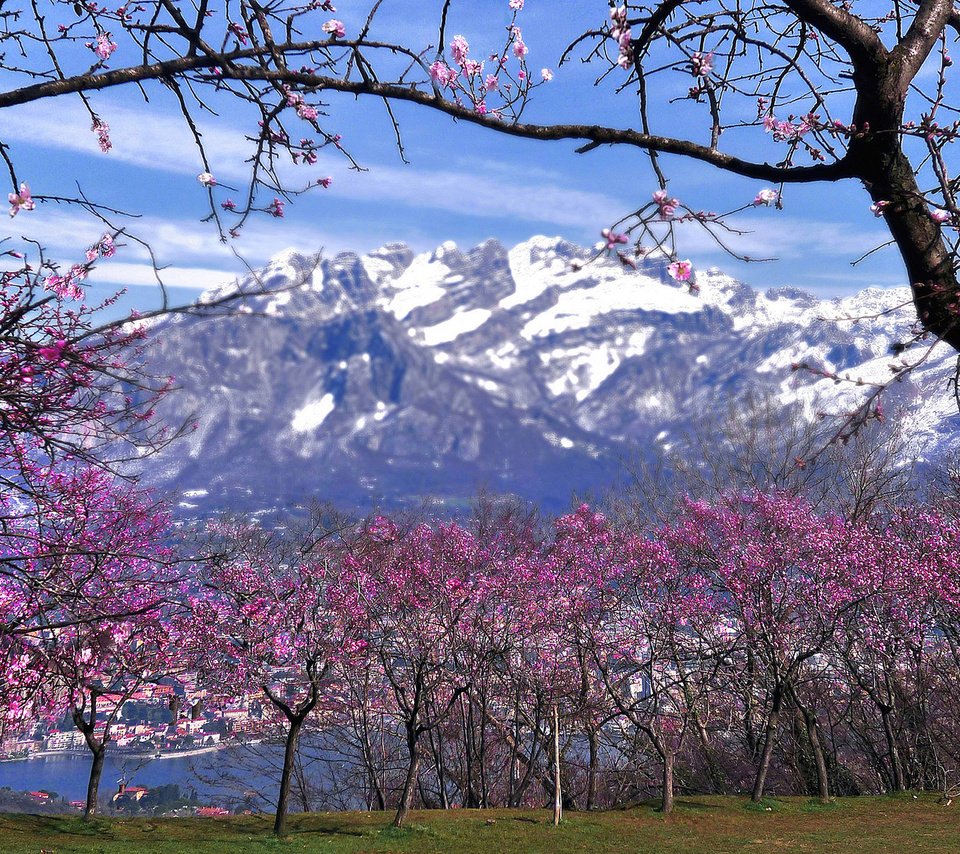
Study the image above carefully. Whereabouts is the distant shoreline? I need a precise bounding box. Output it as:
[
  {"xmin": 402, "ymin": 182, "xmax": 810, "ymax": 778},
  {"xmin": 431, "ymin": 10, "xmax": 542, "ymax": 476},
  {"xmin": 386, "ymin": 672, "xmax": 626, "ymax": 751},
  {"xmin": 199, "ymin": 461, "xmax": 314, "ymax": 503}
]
[{"xmin": 0, "ymin": 740, "xmax": 262, "ymax": 764}]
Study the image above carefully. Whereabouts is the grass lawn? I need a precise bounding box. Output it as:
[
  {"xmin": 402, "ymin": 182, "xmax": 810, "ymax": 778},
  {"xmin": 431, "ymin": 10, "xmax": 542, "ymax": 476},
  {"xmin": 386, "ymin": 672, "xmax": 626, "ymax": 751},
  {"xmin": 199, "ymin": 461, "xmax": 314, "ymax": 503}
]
[{"xmin": 2, "ymin": 794, "xmax": 959, "ymax": 853}]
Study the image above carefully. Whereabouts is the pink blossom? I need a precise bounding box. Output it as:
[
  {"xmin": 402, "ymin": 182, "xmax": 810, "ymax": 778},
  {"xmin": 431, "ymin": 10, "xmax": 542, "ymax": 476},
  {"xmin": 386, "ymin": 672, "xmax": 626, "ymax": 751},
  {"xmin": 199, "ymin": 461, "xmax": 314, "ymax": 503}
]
[
  {"xmin": 753, "ymin": 188, "xmax": 779, "ymax": 206},
  {"xmin": 462, "ymin": 58, "xmax": 483, "ymax": 77},
  {"xmin": 509, "ymin": 0, "xmax": 524, "ymax": 8},
  {"xmin": 228, "ymin": 22, "xmax": 248, "ymax": 44},
  {"xmin": 763, "ymin": 114, "xmax": 812, "ymax": 142},
  {"xmin": 268, "ymin": 197, "xmax": 285, "ymax": 218},
  {"xmin": 513, "ymin": 38, "xmax": 528, "ymax": 59},
  {"xmin": 484, "ymin": 74, "xmax": 499, "ymax": 92},
  {"xmin": 430, "ymin": 61, "xmax": 458, "ymax": 87},
  {"xmin": 610, "ymin": 6, "xmax": 632, "ymax": 68},
  {"xmin": 297, "ymin": 103, "xmax": 319, "ymax": 121},
  {"xmin": 601, "ymin": 228, "xmax": 628, "ymax": 250},
  {"xmin": 541, "ymin": 68, "xmax": 553, "ymax": 82},
  {"xmin": 322, "ymin": 19, "xmax": 345, "ymax": 38},
  {"xmin": 44, "ymin": 266, "xmax": 86, "ymax": 301},
  {"xmin": 450, "ymin": 35, "xmax": 470, "ymax": 67},
  {"xmin": 870, "ymin": 200, "xmax": 889, "ymax": 217},
  {"xmin": 37, "ymin": 339, "xmax": 67, "ymax": 361},
  {"xmin": 8, "ymin": 183, "xmax": 35, "ymax": 218},
  {"xmin": 691, "ymin": 52, "xmax": 713, "ymax": 77},
  {"xmin": 197, "ymin": 172, "xmax": 216, "ymax": 186},
  {"xmin": 653, "ymin": 189, "xmax": 678, "ymax": 218},
  {"xmin": 318, "ymin": 176, "xmax": 333, "ymax": 188},
  {"xmin": 931, "ymin": 208, "xmax": 952, "ymax": 223},
  {"xmin": 667, "ymin": 259, "xmax": 693, "ymax": 282},
  {"xmin": 91, "ymin": 119, "xmax": 112, "ymax": 153},
  {"xmin": 90, "ymin": 32, "xmax": 117, "ymax": 61}
]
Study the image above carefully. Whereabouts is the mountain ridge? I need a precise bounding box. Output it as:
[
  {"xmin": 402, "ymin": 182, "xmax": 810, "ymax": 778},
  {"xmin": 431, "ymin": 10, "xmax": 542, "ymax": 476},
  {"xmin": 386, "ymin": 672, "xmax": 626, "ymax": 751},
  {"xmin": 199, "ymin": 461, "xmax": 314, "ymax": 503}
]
[{"xmin": 138, "ymin": 236, "xmax": 960, "ymax": 515}]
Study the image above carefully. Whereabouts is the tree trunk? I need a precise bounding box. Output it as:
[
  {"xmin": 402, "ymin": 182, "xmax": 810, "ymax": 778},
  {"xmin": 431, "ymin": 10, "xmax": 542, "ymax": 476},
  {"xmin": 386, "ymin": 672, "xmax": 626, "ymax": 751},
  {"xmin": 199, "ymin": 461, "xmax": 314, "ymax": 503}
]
[
  {"xmin": 552, "ymin": 703, "xmax": 562, "ymax": 826},
  {"xmin": 586, "ymin": 726, "xmax": 599, "ymax": 811},
  {"xmin": 661, "ymin": 749, "xmax": 675, "ymax": 815},
  {"xmin": 84, "ymin": 745, "xmax": 105, "ymax": 820},
  {"xmin": 394, "ymin": 737, "xmax": 421, "ymax": 829},
  {"xmin": 694, "ymin": 711, "xmax": 727, "ymax": 794},
  {"xmin": 849, "ymin": 63, "xmax": 960, "ymax": 353},
  {"xmin": 359, "ymin": 706, "xmax": 386, "ymax": 810},
  {"xmin": 802, "ymin": 706, "xmax": 830, "ymax": 803},
  {"xmin": 273, "ymin": 716, "xmax": 304, "ymax": 837},
  {"xmin": 881, "ymin": 706, "xmax": 906, "ymax": 792},
  {"xmin": 369, "ymin": 768, "xmax": 386, "ymax": 811},
  {"xmin": 751, "ymin": 687, "xmax": 784, "ymax": 802}
]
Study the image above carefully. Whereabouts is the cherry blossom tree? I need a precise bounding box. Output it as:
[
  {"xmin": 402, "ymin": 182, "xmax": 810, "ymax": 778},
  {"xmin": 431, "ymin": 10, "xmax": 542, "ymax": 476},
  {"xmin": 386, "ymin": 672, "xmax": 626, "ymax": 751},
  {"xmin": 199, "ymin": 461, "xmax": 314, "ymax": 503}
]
[
  {"xmin": 0, "ymin": 229, "xmax": 310, "ymax": 706},
  {"xmin": 663, "ymin": 492, "xmax": 868, "ymax": 803},
  {"xmin": 344, "ymin": 517, "xmax": 485, "ymax": 828},
  {"xmin": 830, "ymin": 519, "xmax": 931, "ymax": 792},
  {"xmin": 597, "ymin": 528, "xmax": 727, "ymax": 814},
  {"xmin": 528, "ymin": 505, "xmax": 624, "ymax": 823},
  {"xmin": 0, "ymin": 466, "xmax": 181, "ymax": 733},
  {"xmin": 49, "ymin": 616, "xmax": 177, "ymax": 819},
  {"xmin": 183, "ymin": 514, "xmax": 360, "ymax": 837}
]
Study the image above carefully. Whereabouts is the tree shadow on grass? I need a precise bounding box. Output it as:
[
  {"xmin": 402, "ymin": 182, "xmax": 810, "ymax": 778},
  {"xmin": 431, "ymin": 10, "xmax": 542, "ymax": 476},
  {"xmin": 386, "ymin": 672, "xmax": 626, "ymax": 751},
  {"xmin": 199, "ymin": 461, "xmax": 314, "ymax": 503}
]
[
  {"xmin": 673, "ymin": 799, "xmax": 725, "ymax": 812},
  {"xmin": 10, "ymin": 814, "xmax": 116, "ymax": 839},
  {"xmin": 285, "ymin": 823, "xmax": 374, "ymax": 839}
]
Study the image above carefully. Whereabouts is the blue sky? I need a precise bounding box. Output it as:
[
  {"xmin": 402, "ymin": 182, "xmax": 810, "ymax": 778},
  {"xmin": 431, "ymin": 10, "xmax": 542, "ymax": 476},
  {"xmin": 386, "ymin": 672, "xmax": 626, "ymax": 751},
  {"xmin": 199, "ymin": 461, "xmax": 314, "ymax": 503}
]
[{"xmin": 5, "ymin": 1, "xmax": 904, "ymax": 312}]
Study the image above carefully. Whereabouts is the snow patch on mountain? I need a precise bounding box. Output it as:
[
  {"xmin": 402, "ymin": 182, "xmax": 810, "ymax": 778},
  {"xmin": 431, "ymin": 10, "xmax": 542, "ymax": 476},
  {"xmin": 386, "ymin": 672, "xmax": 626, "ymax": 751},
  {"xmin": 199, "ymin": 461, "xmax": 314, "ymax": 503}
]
[
  {"xmin": 521, "ymin": 274, "xmax": 700, "ymax": 339},
  {"xmin": 419, "ymin": 308, "xmax": 492, "ymax": 345},
  {"xmin": 502, "ymin": 236, "xmax": 583, "ymax": 309},
  {"xmin": 542, "ymin": 344, "xmax": 621, "ymax": 401},
  {"xmin": 384, "ymin": 251, "xmax": 453, "ymax": 319},
  {"xmin": 291, "ymin": 394, "xmax": 336, "ymax": 432}
]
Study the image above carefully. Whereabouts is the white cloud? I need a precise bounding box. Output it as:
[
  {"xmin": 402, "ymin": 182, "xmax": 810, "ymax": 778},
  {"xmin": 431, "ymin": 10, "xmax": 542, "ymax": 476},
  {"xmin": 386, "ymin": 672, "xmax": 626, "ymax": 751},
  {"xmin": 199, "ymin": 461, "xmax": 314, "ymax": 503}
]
[
  {"xmin": 85, "ymin": 261, "xmax": 234, "ymax": 291},
  {"xmin": 674, "ymin": 214, "xmax": 893, "ymax": 262},
  {"xmin": 5, "ymin": 97, "xmax": 625, "ymax": 231}
]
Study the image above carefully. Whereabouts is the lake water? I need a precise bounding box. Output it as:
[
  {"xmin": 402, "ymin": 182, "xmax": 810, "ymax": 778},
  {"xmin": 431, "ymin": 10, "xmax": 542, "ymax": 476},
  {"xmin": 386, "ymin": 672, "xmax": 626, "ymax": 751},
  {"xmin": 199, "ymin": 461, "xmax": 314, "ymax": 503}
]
[{"xmin": 0, "ymin": 746, "xmax": 282, "ymax": 805}]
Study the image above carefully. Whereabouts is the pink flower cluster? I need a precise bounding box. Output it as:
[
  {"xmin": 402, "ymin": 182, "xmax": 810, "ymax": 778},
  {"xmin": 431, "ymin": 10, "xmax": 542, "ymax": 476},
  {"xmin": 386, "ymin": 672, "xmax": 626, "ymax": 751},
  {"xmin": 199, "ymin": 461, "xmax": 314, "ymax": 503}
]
[
  {"xmin": 763, "ymin": 112, "xmax": 813, "ymax": 141},
  {"xmin": 8, "ymin": 183, "xmax": 34, "ymax": 218},
  {"xmin": 653, "ymin": 189, "xmax": 679, "ymax": 219},
  {"xmin": 88, "ymin": 32, "xmax": 117, "ymax": 61},
  {"xmin": 45, "ymin": 265, "xmax": 87, "ymax": 301},
  {"xmin": 601, "ymin": 227, "xmax": 628, "ymax": 250},
  {"xmin": 84, "ymin": 233, "xmax": 116, "ymax": 262},
  {"xmin": 690, "ymin": 52, "xmax": 713, "ymax": 77},
  {"xmin": 610, "ymin": 6, "xmax": 632, "ymax": 70},
  {"xmin": 91, "ymin": 118, "xmax": 112, "ymax": 154},
  {"xmin": 322, "ymin": 19, "xmax": 345, "ymax": 38},
  {"xmin": 753, "ymin": 188, "xmax": 778, "ymax": 206}
]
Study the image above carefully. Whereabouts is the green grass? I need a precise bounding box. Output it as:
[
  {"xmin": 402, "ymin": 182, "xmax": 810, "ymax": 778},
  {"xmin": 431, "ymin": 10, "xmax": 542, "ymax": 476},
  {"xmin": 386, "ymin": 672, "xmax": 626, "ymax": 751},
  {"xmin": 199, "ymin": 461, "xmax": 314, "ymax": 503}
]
[{"xmin": 2, "ymin": 794, "xmax": 959, "ymax": 853}]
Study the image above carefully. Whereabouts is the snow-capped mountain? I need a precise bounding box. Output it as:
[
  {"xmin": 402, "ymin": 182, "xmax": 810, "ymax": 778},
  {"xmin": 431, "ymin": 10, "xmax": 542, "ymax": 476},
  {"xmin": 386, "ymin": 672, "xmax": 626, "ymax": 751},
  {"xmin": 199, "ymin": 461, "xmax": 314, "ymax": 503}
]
[{"xmin": 138, "ymin": 236, "xmax": 960, "ymax": 515}]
